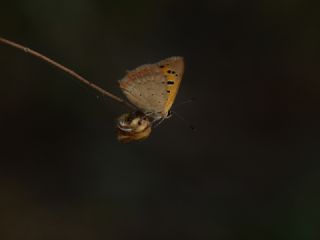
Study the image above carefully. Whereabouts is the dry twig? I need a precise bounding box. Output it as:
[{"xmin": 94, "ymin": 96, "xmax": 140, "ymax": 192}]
[{"xmin": 0, "ymin": 37, "xmax": 134, "ymax": 110}]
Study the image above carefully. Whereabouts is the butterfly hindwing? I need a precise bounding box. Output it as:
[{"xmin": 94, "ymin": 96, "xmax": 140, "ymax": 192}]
[
  {"xmin": 119, "ymin": 64, "xmax": 168, "ymax": 116},
  {"xmin": 119, "ymin": 56, "xmax": 184, "ymax": 119}
]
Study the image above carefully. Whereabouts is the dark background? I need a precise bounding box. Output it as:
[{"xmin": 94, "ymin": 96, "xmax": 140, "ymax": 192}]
[{"xmin": 1, "ymin": 0, "xmax": 320, "ymax": 239}]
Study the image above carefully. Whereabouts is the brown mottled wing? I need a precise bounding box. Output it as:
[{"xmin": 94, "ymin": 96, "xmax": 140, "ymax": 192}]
[
  {"xmin": 119, "ymin": 56, "xmax": 184, "ymax": 117},
  {"xmin": 119, "ymin": 63, "xmax": 168, "ymax": 116}
]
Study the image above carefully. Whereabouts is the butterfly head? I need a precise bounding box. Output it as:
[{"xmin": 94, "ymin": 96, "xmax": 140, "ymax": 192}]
[
  {"xmin": 117, "ymin": 111, "xmax": 152, "ymax": 143},
  {"xmin": 166, "ymin": 110, "xmax": 173, "ymax": 119}
]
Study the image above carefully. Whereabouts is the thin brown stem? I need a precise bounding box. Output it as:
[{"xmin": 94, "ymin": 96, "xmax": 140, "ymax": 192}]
[{"xmin": 0, "ymin": 37, "xmax": 134, "ymax": 110}]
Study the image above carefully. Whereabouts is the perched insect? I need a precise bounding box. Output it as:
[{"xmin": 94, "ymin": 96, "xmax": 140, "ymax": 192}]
[{"xmin": 117, "ymin": 56, "xmax": 184, "ymax": 143}]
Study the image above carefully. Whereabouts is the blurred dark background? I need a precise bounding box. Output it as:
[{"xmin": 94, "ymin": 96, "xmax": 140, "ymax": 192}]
[{"xmin": 1, "ymin": 0, "xmax": 320, "ymax": 239}]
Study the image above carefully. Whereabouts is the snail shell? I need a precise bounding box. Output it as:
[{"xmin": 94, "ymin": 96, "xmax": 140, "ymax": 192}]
[{"xmin": 117, "ymin": 111, "xmax": 152, "ymax": 143}]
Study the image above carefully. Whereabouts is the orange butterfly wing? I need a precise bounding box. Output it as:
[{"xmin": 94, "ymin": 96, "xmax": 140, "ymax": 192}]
[{"xmin": 157, "ymin": 57, "xmax": 184, "ymax": 114}]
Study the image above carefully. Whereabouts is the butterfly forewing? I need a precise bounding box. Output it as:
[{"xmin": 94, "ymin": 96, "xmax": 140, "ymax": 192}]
[{"xmin": 157, "ymin": 57, "xmax": 184, "ymax": 114}]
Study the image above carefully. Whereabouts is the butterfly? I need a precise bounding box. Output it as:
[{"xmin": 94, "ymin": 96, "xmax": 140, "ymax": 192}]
[{"xmin": 116, "ymin": 56, "xmax": 184, "ymax": 142}]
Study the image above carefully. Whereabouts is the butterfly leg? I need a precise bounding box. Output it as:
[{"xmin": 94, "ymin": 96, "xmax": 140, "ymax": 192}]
[{"xmin": 152, "ymin": 117, "xmax": 166, "ymax": 128}]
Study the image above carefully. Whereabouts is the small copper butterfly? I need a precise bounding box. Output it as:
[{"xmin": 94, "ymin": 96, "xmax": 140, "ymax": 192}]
[{"xmin": 116, "ymin": 56, "xmax": 184, "ymax": 142}]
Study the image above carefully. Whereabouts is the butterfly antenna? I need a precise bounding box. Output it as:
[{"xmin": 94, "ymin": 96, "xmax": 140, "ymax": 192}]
[
  {"xmin": 171, "ymin": 110, "xmax": 196, "ymax": 131},
  {"xmin": 0, "ymin": 37, "xmax": 135, "ymax": 110},
  {"xmin": 173, "ymin": 98, "xmax": 196, "ymax": 109}
]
